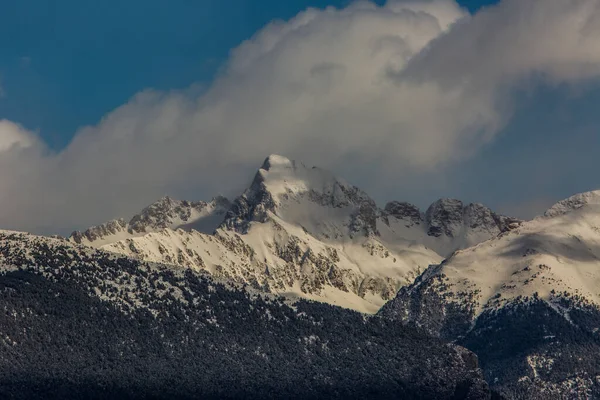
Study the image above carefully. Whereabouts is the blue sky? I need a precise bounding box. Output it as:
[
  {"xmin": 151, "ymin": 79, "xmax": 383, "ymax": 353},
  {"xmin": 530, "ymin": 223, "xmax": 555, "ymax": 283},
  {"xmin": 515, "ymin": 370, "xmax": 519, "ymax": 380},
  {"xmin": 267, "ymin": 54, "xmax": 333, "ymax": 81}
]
[
  {"xmin": 2, "ymin": 0, "xmax": 600, "ymax": 234},
  {"xmin": 0, "ymin": 0, "xmax": 496, "ymax": 149}
]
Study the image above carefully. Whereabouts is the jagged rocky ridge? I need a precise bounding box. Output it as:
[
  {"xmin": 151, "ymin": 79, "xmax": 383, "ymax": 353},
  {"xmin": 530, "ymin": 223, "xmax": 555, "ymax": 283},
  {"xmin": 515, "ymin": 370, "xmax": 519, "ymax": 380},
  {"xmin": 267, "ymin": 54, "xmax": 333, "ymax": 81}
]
[
  {"xmin": 70, "ymin": 155, "xmax": 519, "ymax": 314},
  {"xmin": 381, "ymin": 198, "xmax": 521, "ymax": 257},
  {"xmin": 71, "ymin": 196, "xmax": 231, "ymax": 245},
  {"xmin": 379, "ymin": 190, "xmax": 600, "ymax": 399},
  {"xmin": 0, "ymin": 230, "xmax": 491, "ymax": 399}
]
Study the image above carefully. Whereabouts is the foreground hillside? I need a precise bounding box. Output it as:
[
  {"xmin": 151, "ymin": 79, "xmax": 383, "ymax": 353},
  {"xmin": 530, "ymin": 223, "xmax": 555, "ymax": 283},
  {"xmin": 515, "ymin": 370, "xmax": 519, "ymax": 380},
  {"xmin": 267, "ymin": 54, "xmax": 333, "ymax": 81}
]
[
  {"xmin": 0, "ymin": 230, "xmax": 490, "ymax": 399},
  {"xmin": 380, "ymin": 191, "xmax": 600, "ymax": 399},
  {"xmin": 70, "ymin": 155, "xmax": 517, "ymax": 313}
]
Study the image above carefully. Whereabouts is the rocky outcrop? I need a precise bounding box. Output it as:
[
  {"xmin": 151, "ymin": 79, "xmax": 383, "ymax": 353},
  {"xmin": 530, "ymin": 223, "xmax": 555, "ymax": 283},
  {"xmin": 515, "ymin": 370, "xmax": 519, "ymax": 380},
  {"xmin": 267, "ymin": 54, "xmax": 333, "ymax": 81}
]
[
  {"xmin": 426, "ymin": 199, "xmax": 465, "ymax": 238},
  {"xmin": 383, "ymin": 201, "xmax": 424, "ymax": 226},
  {"xmin": 70, "ymin": 218, "xmax": 128, "ymax": 244},
  {"xmin": 129, "ymin": 195, "xmax": 230, "ymax": 233},
  {"xmin": 424, "ymin": 199, "xmax": 521, "ymax": 239},
  {"xmin": 221, "ymin": 167, "xmax": 277, "ymax": 234},
  {"xmin": 70, "ymin": 196, "xmax": 230, "ymax": 244}
]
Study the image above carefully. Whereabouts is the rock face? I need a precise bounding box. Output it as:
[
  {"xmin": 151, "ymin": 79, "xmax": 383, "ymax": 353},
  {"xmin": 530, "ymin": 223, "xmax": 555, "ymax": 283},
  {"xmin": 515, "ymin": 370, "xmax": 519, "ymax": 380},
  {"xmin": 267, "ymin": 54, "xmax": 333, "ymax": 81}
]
[
  {"xmin": 384, "ymin": 201, "xmax": 423, "ymax": 226},
  {"xmin": 0, "ymin": 230, "xmax": 491, "ymax": 399},
  {"xmin": 379, "ymin": 190, "xmax": 600, "ymax": 398},
  {"xmin": 70, "ymin": 155, "xmax": 517, "ymax": 313},
  {"xmin": 426, "ymin": 198, "xmax": 465, "ymax": 238},
  {"xmin": 424, "ymin": 199, "xmax": 521, "ymax": 245},
  {"xmin": 221, "ymin": 159, "xmax": 278, "ymax": 233}
]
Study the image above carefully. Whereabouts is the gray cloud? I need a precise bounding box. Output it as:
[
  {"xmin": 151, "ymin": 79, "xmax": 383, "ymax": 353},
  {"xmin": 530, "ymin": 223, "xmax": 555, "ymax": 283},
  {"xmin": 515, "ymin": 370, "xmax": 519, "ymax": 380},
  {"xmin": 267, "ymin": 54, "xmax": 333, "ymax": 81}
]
[{"xmin": 2, "ymin": 0, "xmax": 600, "ymax": 234}]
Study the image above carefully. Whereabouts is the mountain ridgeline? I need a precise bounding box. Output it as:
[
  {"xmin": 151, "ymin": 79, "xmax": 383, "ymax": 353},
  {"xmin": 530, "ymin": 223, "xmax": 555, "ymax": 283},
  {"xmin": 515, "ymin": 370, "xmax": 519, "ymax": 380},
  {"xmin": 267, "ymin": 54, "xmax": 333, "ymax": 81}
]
[{"xmin": 70, "ymin": 155, "xmax": 520, "ymax": 314}]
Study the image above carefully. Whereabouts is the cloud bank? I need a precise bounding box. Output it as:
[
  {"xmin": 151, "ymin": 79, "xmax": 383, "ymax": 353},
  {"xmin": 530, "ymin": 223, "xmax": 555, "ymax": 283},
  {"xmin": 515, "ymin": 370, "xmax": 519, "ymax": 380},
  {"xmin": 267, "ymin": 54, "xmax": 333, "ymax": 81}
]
[{"xmin": 3, "ymin": 0, "xmax": 600, "ymax": 234}]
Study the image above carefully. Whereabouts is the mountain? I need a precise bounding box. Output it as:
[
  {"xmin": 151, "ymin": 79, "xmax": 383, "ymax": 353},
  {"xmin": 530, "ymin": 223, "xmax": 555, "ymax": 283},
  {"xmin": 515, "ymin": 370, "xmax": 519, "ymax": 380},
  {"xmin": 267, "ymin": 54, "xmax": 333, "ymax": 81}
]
[
  {"xmin": 71, "ymin": 154, "xmax": 517, "ymax": 313},
  {"xmin": 379, "ymin": 190, "xmax": 600, "ymax": 398},
  {"xmin": 0, "ymin": 229, "xmax": 491, "ymax": 399}
]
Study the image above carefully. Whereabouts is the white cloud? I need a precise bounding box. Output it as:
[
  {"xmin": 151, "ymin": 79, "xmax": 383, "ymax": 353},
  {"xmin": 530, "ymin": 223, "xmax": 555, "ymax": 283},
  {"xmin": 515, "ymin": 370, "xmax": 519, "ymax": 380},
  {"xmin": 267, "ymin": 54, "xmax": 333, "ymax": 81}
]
[
  {"xmin": 3, "ymin": 0, "xmax": 600, "ymax": 234},
  {"xmin": 0, "ymin": 120, "xmax": 38, "ymax": 152}
]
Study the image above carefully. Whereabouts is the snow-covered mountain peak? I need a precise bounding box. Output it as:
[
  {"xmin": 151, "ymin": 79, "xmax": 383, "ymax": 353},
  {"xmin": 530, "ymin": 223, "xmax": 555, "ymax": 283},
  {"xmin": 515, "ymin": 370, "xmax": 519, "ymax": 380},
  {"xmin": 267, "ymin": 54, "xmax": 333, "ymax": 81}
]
[
  {"xmin": 260, "ymin": 153, "xmax": 296, "ymax": 171},
  {"xmin": 253, "ymin": 154, "xmax": 311, "ymax": 199},
  {"xmin": 544, "ymin": 190, "xmax": 600, "ymax": 218},
  {"xmin": 222, "ymin": 155, "xmax": 376, "ymax": 237},
  {"xmin": 253, "ymin": 154, "xmax": 360, "ymax": 205}
]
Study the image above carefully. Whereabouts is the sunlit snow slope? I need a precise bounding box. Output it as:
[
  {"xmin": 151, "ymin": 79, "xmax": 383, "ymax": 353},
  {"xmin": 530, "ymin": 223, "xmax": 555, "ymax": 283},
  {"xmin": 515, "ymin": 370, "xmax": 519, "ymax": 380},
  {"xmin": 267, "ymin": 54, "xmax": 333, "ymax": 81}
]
[{"xmin": 385, "ymin": 190, "xmax": 600, "ymax": 320}]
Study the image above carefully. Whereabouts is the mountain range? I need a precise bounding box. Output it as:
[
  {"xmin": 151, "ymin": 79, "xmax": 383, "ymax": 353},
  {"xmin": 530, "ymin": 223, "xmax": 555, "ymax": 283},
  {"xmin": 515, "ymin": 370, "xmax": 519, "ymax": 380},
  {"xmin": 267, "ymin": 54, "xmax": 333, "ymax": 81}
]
[
  {"xmin": 70, "ymin": 154, "xmax": 520, "ymax": 313},
  {"xmin": 3, "ymin": 154, "xmax": 600, "ymax": 398}
]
